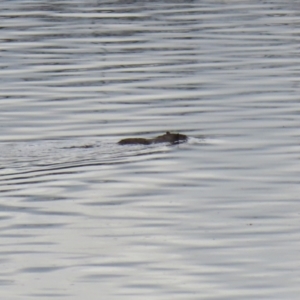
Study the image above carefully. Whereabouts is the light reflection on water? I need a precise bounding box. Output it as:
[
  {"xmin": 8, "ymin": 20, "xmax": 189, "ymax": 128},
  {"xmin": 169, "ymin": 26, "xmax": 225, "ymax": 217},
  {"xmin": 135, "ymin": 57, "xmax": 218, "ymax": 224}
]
[{"xmin": 1, "ymin": 1, "xmax": 300, "ymax": 299}]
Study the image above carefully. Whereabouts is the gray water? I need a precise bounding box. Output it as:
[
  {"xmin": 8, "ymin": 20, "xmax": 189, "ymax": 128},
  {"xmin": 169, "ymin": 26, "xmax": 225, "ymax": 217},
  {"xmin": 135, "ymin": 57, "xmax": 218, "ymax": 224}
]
[{"xmin": 1, "ymin": 1, "xmax": 300, "ymax": 299}]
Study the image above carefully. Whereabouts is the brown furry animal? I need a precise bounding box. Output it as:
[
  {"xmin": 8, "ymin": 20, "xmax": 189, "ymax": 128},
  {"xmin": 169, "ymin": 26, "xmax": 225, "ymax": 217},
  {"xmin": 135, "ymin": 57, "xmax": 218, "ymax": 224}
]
[{"xmin": 118, "ymin": 131, "xmax": 187, "ymax": 145}]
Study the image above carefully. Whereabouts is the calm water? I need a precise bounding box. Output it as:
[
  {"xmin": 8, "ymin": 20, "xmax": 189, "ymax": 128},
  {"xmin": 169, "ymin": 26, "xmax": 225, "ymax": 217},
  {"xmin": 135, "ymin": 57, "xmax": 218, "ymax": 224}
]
[{"xmin": 1, "ymin": 1, "xmax": 300, "ymax": 299}]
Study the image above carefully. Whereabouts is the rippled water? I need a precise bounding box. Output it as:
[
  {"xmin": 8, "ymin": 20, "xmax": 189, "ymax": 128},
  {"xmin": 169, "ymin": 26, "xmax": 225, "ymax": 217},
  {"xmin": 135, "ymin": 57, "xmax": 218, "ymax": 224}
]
[{"xmin": 1, "ymin": 1, "xmax": 300, "ymax": 299}]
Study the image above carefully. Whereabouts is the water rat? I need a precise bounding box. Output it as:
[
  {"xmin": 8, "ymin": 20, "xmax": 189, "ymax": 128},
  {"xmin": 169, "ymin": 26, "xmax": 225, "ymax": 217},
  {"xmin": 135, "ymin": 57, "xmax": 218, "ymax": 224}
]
[{"xmin": 118, "ymin": 131, "xmax": 187, "ymax": 145}]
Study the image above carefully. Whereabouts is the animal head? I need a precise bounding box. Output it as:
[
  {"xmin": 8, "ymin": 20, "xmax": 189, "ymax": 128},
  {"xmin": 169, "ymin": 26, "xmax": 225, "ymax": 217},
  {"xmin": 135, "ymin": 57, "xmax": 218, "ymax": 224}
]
[{"xmin": 163, "ymin": 131, "xmax": 187, "ymax": 143}]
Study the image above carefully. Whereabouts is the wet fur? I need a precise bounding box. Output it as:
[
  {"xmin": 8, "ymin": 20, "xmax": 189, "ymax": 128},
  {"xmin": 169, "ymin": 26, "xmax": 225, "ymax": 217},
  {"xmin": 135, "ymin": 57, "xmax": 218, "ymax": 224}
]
[{"xmin": 118, "ymin": 132, "xmax": 187, "ymax": 145}]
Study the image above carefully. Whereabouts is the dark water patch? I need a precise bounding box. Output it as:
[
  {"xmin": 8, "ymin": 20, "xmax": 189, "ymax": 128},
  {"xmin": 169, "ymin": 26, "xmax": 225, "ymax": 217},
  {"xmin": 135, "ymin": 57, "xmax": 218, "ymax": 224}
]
[
  {"xmin": 20, "ymin": 266, "xmax": 66, "ymax": 273},
  {"xmin": 21, "ymin": 195, "xmax": 68, "ymax": 202},
  {"xmin": 1, "ymin": 222, "xmax": 66, "ymax": 231},
  {"xmin": 0, "ymin": 249, "xmax": 51, "ymax": 255},
  {"xmin": 28, "ymin": 293, "xmax": 69, "ymax": 298},
  {"xmin": 82, "ymin": 273, "xmax": 125, "ymax": 280},
  {"xmin": 0, "ymin": 203, "xmax": 40, "ymax": 214},
  {"xmin": 84, "ymin": 200, "xmax": 131, "ymax": 206},
  {"xmin": 0, "ymin": 279, "xmax": 14, "ymax": 286}
]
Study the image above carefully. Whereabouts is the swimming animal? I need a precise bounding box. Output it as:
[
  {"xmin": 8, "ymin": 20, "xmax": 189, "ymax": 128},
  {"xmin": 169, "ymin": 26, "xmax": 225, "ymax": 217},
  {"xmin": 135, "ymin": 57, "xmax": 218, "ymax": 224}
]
[{"xmin": 118, "ymin": 131, "xmax": 187, "ymax": 145}]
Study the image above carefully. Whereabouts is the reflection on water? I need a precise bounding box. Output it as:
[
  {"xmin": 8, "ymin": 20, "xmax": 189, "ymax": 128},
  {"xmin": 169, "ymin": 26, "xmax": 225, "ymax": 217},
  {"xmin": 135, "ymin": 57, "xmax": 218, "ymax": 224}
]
[{"xmin": 1, "ymin": 1, "xmax": 300, "ymax": 299}]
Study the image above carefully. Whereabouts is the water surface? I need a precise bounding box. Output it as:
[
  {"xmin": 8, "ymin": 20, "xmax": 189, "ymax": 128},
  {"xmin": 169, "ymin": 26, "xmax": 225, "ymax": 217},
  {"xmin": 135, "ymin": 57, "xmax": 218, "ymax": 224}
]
[{"xmin": 1, "ymin": 1, "xmax": 300, "ymax": 299}]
